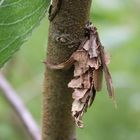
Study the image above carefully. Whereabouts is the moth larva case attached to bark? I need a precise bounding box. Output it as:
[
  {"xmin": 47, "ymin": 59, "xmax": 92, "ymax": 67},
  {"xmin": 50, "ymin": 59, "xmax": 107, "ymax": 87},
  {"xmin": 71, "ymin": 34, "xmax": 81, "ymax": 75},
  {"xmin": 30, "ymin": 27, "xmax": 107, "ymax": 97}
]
[{"xmin": 45, "ymin": 22, "xmax": 116, "ymax": 128}]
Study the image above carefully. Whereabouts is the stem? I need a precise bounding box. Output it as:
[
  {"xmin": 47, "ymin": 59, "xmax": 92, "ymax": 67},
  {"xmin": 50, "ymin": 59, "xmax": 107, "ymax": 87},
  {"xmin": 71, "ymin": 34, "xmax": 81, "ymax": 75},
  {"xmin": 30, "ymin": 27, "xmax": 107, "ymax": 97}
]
[
  {"xmin": 42, "ymin": 0, "xmax": 92, "ymax": 140},
  {"xmin": 0, "ymin": 73, "xmax": 40, "ymax": 140}
]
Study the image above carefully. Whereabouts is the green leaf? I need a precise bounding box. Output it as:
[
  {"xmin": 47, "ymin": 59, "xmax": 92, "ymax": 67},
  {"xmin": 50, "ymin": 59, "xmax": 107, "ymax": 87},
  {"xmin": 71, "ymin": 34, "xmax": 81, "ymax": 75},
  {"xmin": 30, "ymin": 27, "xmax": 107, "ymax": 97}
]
[{"xmin": 0, "ymin": 0, "xmax": 49, "ymax": 68}]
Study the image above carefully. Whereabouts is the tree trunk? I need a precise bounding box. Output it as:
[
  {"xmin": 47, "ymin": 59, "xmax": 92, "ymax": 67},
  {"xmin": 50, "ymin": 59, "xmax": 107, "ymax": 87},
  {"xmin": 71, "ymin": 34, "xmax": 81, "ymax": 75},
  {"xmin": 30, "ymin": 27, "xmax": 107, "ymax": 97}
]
[{"xmin": 42, "ymin": 0, "xmax": 92, "ymax": 140}]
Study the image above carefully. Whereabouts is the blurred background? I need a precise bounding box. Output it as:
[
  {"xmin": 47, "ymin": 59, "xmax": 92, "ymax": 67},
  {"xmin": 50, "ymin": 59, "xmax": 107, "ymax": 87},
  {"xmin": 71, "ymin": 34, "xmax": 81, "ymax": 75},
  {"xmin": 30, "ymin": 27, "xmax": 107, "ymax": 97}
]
[{"xmin": 0, "ymin": 0, "xmax": 140, "ymax": 139}]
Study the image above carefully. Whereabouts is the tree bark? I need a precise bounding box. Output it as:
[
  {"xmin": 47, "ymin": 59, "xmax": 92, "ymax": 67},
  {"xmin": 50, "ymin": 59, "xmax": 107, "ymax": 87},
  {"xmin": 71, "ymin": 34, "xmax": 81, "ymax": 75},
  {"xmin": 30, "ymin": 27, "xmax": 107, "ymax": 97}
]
[{"xmin": 42, "ymin": 0, "xmax": 92, "ymax": 140}]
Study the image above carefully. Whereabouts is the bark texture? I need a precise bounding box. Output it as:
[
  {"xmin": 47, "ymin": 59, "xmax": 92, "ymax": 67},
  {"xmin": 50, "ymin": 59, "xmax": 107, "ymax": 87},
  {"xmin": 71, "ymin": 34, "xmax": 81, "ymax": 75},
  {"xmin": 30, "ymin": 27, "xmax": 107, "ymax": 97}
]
[{"xmin": 42, "ymin": 0, "xmax": 92, "ymax": 140}]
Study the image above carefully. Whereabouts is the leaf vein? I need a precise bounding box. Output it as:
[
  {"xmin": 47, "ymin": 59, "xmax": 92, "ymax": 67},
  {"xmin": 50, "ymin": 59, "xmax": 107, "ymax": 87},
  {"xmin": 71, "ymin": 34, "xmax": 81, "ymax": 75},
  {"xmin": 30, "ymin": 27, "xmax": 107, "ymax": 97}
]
[
  {"xmin": 0, "ymin": 0, "xmax": 21, "ymax": 8},
  {"xmin": 0, "ymin": 5, "xmax": 46, "ymax": 54},
  {"xmin": 0, "ymin": 1, "xmax": 46, "ymax": 26}
]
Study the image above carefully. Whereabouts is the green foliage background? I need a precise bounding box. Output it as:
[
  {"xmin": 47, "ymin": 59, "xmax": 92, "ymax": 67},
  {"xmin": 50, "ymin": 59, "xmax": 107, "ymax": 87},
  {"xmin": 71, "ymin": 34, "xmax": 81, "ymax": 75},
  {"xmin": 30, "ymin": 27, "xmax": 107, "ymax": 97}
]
[
  {"xmin": 0, "ymin": 0, "xmax": 140, "ymax": 140},
  {"xmin": 0, "ymin": 0, "xmax": 48, "ymax": 68}
]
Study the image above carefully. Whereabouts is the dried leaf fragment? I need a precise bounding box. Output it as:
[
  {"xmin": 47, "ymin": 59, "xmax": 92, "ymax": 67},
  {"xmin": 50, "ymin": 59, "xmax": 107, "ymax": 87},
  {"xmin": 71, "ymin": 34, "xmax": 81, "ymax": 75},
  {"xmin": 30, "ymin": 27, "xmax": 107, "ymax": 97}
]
[
  {"xmin": 68, "ymin": 77, "xmax": 83, "ymax": 89},
  {"xmin": 93, "ymin": 67, "xmax": 103, "ymax": 91},
  {"xmin": 99, "ymin": 46, "xmax": 115, "ymax": 99},
  {"xmin": 73, "ymin": 50, "xmax": 89, "ymax": 76},
  {"xmin": 89, "ymin": 37, "xmax": 98, "ymax": 58},
  {"xmin": 72, "ymin": 89, "xmax": 88, "ymax": 100}
]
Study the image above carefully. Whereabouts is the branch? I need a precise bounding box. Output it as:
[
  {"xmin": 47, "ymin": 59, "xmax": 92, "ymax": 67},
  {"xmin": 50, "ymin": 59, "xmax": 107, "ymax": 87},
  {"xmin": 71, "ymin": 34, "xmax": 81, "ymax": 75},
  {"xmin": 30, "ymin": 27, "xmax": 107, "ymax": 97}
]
[
  {"xmin": 42, "ymin": 0, "xmax": 92, "ymax": 140},
  {"xmin": 0, "ymin": 73, "xmax": 40, "ymax": 140}
]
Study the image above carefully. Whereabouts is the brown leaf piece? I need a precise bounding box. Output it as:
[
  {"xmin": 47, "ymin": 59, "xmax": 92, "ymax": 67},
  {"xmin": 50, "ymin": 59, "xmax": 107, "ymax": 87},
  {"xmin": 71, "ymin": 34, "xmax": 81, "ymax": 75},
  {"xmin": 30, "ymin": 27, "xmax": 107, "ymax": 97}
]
[
  {"xmin": 68, "ymin": 22, "xmax": 115, "ymax": 128},
  {"xmin": 72, "ymin": 50, "xmax": 89, "ymax": 76},
  {"xmin": 93, "ymin": 66, "xmax": 103, "ymax": 91},
  {"xmin": 89, "ymin": 36, "xmax": 98, "ymax": 58},
  {"xmin": 68, "ymin": 77, "xmax": 83, "ymax": 89},
  {"xmin": 99, "ymin": 46, "xmax": 115, "ymax": 100},
  {"xmin": 72, "ymin": 89, "xmax": 88, "ymax": 100}
]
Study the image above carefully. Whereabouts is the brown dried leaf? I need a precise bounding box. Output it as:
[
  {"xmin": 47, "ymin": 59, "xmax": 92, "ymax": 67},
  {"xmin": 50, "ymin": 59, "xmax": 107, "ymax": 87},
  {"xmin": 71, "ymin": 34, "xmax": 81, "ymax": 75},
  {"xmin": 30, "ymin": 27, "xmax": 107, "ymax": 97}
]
[
  {"xmin": 93, "ymin": 66, "xmax": 103, "ymax": 91},
  {"xmin": 71, "ymin": 87, "xmax": 96, "ymax": 128},
  {"xmin": 80, "ymin": 88, "xmax": 96, "ymax": 107},
  {"xmin": 87, "ymin": 88, "xmax": 96, "ymax": 107},
  {"xmin": 75, "ymin": 117, "xmax": 84, "ymax": 128},
  {"xmin": 68, "ymin": 71, "xmax": 92, "ymax": 89},
  {"xmin": 87, "ymin": 57, "xmax": 101, "ymax": 69},
  {"xmin": 72, "ymin": 89, "xmax": 88, "ymax": 100},
  {"xmin": 73, "ymin": 50, "xmax": 88, "ymax": 62},
  {"xmin": 99, "ymin": 46, "xmax": 115, "ymax": 99},
  {"xmin": 72, "ymin": 100, "xmax": 87, "ymax": 128},
  {"xmin": 83, "ymin": 39, "xmax": 90, "ymax": 51},
  {"xmin": 80, "ymin": 91, "xmax": 89, "ymax": 103},
  {"xmin": 89, "ymin": 35, "xmax": 98, "ymax": 58},
  {"xmin": 72, "ymin": 100, "xmax": 84, "ymax": 113},
  {"xmin": 82, "ymin": 71, "xmax": 92, "ymax": 89},
  {"xmin": 74, "ymin": 62, "xmax": 88, "ymax": 77},
  {"xmin": 68, "ymin": 77, "xmax": 83, "ymax": 88},
  {"xmin": 73, "ymin": 50, "xmax": 89, "ymax": 76}
]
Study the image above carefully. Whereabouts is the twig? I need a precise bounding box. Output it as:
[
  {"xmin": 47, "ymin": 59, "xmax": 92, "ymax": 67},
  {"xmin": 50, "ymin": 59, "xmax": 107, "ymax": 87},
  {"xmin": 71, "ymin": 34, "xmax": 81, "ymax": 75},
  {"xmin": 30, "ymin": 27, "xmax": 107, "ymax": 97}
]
[{"xmin": 0, "ymin": 73, "xmax": 40, "ymax": 140}]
